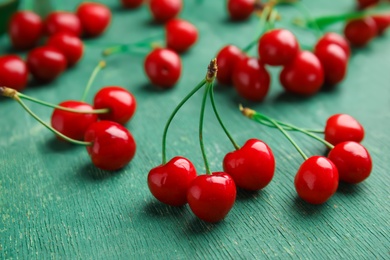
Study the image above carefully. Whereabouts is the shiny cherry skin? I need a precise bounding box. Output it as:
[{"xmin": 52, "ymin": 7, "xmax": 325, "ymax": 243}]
[
  {"xmin": 372, "ymin": 14, "xmax": 390, "ymax": 35},
  {"xmin": 232, "ymin": 57, "xmax": 270, "ymax": 101},
  {"xmin": 328, "ymin": 142, "xmax": 372, "ymax": 184},
  {"xmin": 45, "ymin": 11, "xmax": 82, "ymax": 37},
  {"xmin": 324, "ymin": 114, "xmax": 364, "ymax": 146},
  {"xmin": 187, "ymin": 172, "xmax": 236, "ymax": 223},
  {"xmin": 76, "ymin": 2, "xmax": 111, "ymax": 37},
  {"xmin": 84, "ymin": 121, "xmax": 136, "ymax": 171},
  {"xmin": 93, "ymin": 86, "xmax": 137, "ymax": 125},
  {"xmin": 26, "ymin": 46, "xmax": 67, "ymax": 82},
  {"xmin": 216, "ymin": 45, "xmax": 245, "ymax": 85},
  {"xmin": 0, "ymin": 55, "xmax": 29, "ymax": 91},
  {"xmin": 144, "ymin": 48, "xmax": 182, "ymax": 88},
  {"xmin": 165, "ymin": 18, "xmax": 198, "ymax": 53},
  {"xmin": 46, "ymin": 32, "xmax": 84, "ymax": 67},
  {"xmin": 227, "ymin": 0, "xmax": 255, "ymax": 21},
  {"xmin": 121, "ymin": 0, "xmax": 144, "ymax": 8},
  {"xmin": 148, "ymin": 156, "xmax": 197, "ymax": 206},
  {"xmin": 8, "ymin": 11, "xmax": 43, "ymax": 50},
  {"xmin": 258, "ymin": 29, "xmax": 299, "ymax": 66},
  {"xmin": 223, "ymin": 139, "xmax": 275, "ymax": 191},
  {"xmin": 315, "ymin": 32, "xmax": 351, "ymax": 58},
  {"xmin": 280, "ymin": 50, "xmax": 324, "ymax": 96},
  {"xmin": 357, "ymin": 0, "xmax": 378, "ymax": 9},
  {"xmin": 51, "ymin": 101, "xmax": 98, "ymax": 141},
  {"xmin": 314, "ymin": 43, "xmax": 348, "ymax": 85},
  {"xmin": 294, "ymin": 156, "xmax": 339, "ymax": 205},
  {"xmin": 149, "ymin": 0, "xmax": 182, "ymax": 23},
  {"xmin": 344, "ymin": 17, "xmax": 377, "ymax": 47}
]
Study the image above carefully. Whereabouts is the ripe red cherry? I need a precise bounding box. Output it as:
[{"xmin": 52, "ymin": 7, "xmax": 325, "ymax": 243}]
[
  {"xmin": 232, "ymin": 57, "xmax": 270, "ymax": 101},
  {"xmin": 216, "ymin": 45, "xmax": 245, "ymax": 85},
  {"xmin": 357, "ymin": 0, "xmax": 379, "ymax": 9},
  {"xmin": 344, "ymin": 17, "xmax": 377, "ymax": 47},
  {"xmin": 76, "ymin": 2, "xmax": 111, "ymax": 37},
  {"xmin": 84, "ymin": 121, "xmax": 136, "ymax": 171},
  {"xmin": 149, "ymin": 0, "xmax": 182, "ymax": 23},
  {"xmin": 26, "ymin": 46, "xmax": 67, "ymax": 82},
  {"xmin": 315, "ymin": 32, "xmax": 351, "ymax": 58},
  {"xmin": 372, "ymin": 14, "xmax": 390, "ymax": 35},
  {"xmin": 51, "ymin": 101, "xmax": 98, "ymax": 141},
  {"xmin": 258, "ymin": 29, "xmax": 299, "ymax": 66},
  {"xmin": 328, "ymin": 142, "xmax": 372, "ymax": 184},
  {"xmin": 8, "ymin": 11, "xmax": 43, "ymax": 50},
  {"xmin": 165, "ymin": 19, "xmax": 198, "ymax": 53},
  {"xmin": 294, "ymin": 156, "xmax": 339, "ymax": 205},
  {"xmin": 227, "ymin": 0, "xmax": 255, "ymax": 21},
  {"xmin": 0, "ymin": 55, "xmax": 29, "ymax": 91},
  {"xmin": 324, "ymin": 114, "xmax": 364, "ymax": 146},
  {"xmin": 144, "ymin": 48, "xmax": 182, "ymax": 88},
  {"xmin": 314, "ymin": 43, "xmax": 348, "ymax": 85},
  {"xmin": 148, "ymin": 156, "xmax": 197, "ymax": 206},
  {"xmin": 93, "ymin": 86, "xmax": 137, "ymax": 125},
  {"xmin": 280, "ymin": 50, "xmax": 324, "ymax": 96},
  {"xmin": 121, "ymin": 0, "xmax": 144, "ymax": 8},
  {"xmin": 223, "ymin": 139, "xmax": 275, "ymax": 191},
  {"xmin": 187, "ymin": 172, "xmax": 236, "ymax": 223},
  {"xmin": 46, "ymin": 32, "xmax": 84, "ymax": 67},
  {"xmin": 45, "ymin": 11, "xmax": 82, "ymax": 37}
]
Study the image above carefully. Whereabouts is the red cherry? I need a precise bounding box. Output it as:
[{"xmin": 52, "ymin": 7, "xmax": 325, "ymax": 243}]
[
  {"xmin": 324, "ymin": 114, "xmax": 364, "ymax": 146},
  {"xmin": 84, "ymin": 121, "xmax": 136, "ymax": 171},
  {"xmin": 314, "ymin": 43, "xmax": 348, "ymax": 85},
  {"xmin": 148, "ymin": 156, "xmax": 197, "ymax": 206},
  {"xmin": 51, "ymin": 101, "xmax": 98, "ymax": 141},
  {"xmin": 8, "ymin": 11, "xmax": 43, "ymax": 50},
  {"xmin": 149, "ymin": 0, "xmax": 182, "ymax": 23},
  {"xmin": 357, "ymin": 0, "xmax": 379, "ymax": 9},
  {"xmin": 258, "ymin": 29, "xmax": 299, "ymax": 66},
  {"xmin": 315, "ymin": 32, "xmax": 351, "ymax": 58},
  {"xmin": 26, "ymin": 46, "xmax": 67, "ymax": 82},
  {"xmin": 227, "ymin": 0, "xmax": 255, "ymax": 21},
  {"xmin": 187, "ymin": 172, "xmax": 236, "ymax": 223},
  {"xmin": 280, "ymin": 50, "xmax": 324, "ymax": 96},
  {"xmin": 372, "ymin": 14, "xmax": 390, "ymax": 35},
  {"xmin": 46, "ymin": 32, "xmax": 84, "ymax": 67},
  {"xmin": 76, "ymin": 2, "xmax": 111, "ymax": 37},
  {"xmin": 294, "ymin": 156, "xmax": 339, "ymax": 204},
  {"xmin": 0, "ymin": 55, "xmax": 29, "ymax": 91},
  {"xmin": 144, "ymin": 48, "xmax": 182, "ymax": 88},
  {"xmin": 165, "ymin": 19, "xmax": 198, "ymax": 53},
  {"xmin": 45, "ymin": 11, "xmax": 82, "ymax": 37},
  {"xmin": 121, "ymin": 0, "xmax": 144, "ymax": 8},
  {"xmin": 216, "ymin": 45, "xmax": 245, "ymax": 85},
  {"xmin": 223, "ymin": 139, "xmax": 275, "ymax": 191},
  {"xmin": 232, "ymin": 56, "xmax": 270, "ymax": 101},
  {"xmin": 328, "ymin": 142, "xmax": 372, "ymax": 184},
  {"xmin": 344, "ymin": 17, "xmax": 377, "ymax": 47},
  {"xmin": 93, "ymin": 86, "xmax": 137, "ymax": 125}
]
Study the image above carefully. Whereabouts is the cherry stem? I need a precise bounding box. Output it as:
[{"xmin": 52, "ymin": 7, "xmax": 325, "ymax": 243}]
[
  {"xmin": 80, "ymin": 60, "xmax": 106, "ymax": 102},
  {"xmin": 243, "ymin": 5, "xmax": 272, "ymax": 53},
  {"xmin": 254, "ymin": 117, "xmax": 323, "ymax": 134},
  {"xmin": 199, "ymin": 83, "xmax": 212, "ymax": 175},
  {"xmin": 290, "ymin": 1, "xmax": 323, "ymax": 38}
]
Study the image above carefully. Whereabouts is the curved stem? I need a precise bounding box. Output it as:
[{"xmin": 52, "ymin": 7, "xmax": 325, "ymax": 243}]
[
  {"xmin": 199, "ymin": 83, "xmax": 212, "ymax": 174},
  {"xmin": 81, "ymin": 61, "xmax": 106, "ymax": 102},
  {"xmin": 253, "ymin": 116, "xmax": 323, "ymax": 133}
]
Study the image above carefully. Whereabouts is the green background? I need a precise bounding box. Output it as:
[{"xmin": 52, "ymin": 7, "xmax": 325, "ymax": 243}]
[{"xmin": 1, "ymin": 0, "xmax": 389, "ymax": 258}]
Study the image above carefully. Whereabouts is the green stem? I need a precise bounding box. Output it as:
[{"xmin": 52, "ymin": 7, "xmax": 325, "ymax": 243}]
[
  {"xmin": 292, "ymin": 1, "xmax": 323, "ymax": 38},
  {"xmin": 199, "ymin": 83, "xmax": 212, "ymax": 174},
  {"xmin": 253, "ymin": 116, "xmax": 323, "ymax": 133},
  {"xmin": 81, "ymin": 61, "xmax": 106, "ymax": 102},
  {"xmin": 267, "ymin": 9, "xmax": 279, "ymax": 31}
]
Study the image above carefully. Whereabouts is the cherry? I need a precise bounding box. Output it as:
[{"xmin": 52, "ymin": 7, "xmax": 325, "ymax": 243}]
[
  {"xmin": 344, "ymin": 17, "xmax": 377, "ymax": 47},
  {"xmin": 314, "ymin": 43, "xmax": 348, "ymax": 85},
  {"xmin": 8, "ymin": 11, "xmax": 43, "ymax": 50},
  {"xmin": 51, "ymin": 101, "xmax": 98, "ymax": 141},
  {"xmin": 148, "ymin": 156, "xmax": 197, "ymax": 206},
  {"xmin": 144, "ymin": 48, "xmax": 182, "ymax": 88},
  {"xmin": 328, "ymin": 142, "xmax": 372, "ymax": 184},
  {"xmin": 216, "ymin": 45, "xmax": 245, "ymax": 85},
  {"xmin": 26, "ymin": 46, "xmax": 67, "ymax": 82},
  {"xmin": 45, "ymin": 11, "xmax": 82, "ymax": 37},
  {"xmin": 280, "ymin": 50, "xmax": 324, "ymax": 96},
  {"xmin": 227, "ymin": 0, "xmax": 255, "ymax": 21},
  {"xmin": 187, "ymin": 172, "xmax": 236, "ymax": 223},
  {"xmin": 93, "ymin": 86, "xmax": 137, "ymax": 125},
  {"xmin": 294, "ymin": 156, "xmax": 339, "ymax": 204},
  {"xmin": 121, "ymin": 0, "xmax": 144, "ymax": 8},
  {"xmin": 76, "ymin": 2, "xmax": 111, "ymax": 37},
  {"xmin": 232, "ymin": 56, "xmax": 271, "ymax": 101},
  {"xmin": 149, "ymin": 0, "xmax": 182, "ymax": 23},
  {"xmin": 315, "ymin": 32, "xmax": 351, "ymax": 58},
  {"xmin": 357, "ymin": 0, "xmax": 379, "ymax": 9},
  {"xmin": 165, "ymin": 18, "xmax": 198, "ymax": 53},
  {"xmin": 0, "ymin": 55, "xmax": 29, "ymax": 92},
  {"xmin": 324, "ymin": 114, "xmax": 364, "ymax": 146},
  {"xmin": 258, "ymin": 29, "xmax": 299, "ymax": 66},
  {"xmin": 84, "ymin": 121, "xmax": 136, "ymax": 171},
  {"xmin": 372, "ymin": 14, "xmax": 390, "ymax": 35},
  {"xmin": 46, "ymin": 32, "xmax": 84, "ymax": 67},
  {"xmin": 223, "ymin": 139, "xmax": 275, "ymax": 191}
]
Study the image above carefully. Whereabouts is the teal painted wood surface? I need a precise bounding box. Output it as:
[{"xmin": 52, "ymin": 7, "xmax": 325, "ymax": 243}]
[{"xmin": 1, "ymin": 0, "xmax": 389, "ymax": 258}]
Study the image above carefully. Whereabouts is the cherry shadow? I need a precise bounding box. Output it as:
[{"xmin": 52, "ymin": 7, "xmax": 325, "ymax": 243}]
[
  {"xmin": 77, "ymin": 162, "xmax": 127, "ymax": 181},
  {"xmin": 221, "ymin": 16, "xmax": 249, "ymax": 25},
  {"xmin": 44, "ymin": 136, "xmax": 80, "ymax": 153},
  {"xmin": 290, "ymin": 196, "xmax": 329, "ymax": 216},
  {"xmin": 271, "ymin": 92, "xmax": 312, "ymax": 105},
  {"xmin": 185, "ymin": 217, "xmax": 222, "ymax": 234},
  {"xmin": 337, "ymin": 182, "xmax": 364, "ymax": 196},
  {"xmin": 140, "ymin": 82, "xmax": 175, "ymax": 93},
  {"xmin": 143, "ymin": 200, "xmax": 187, "ymax": 218},
  {"xmin": 236, "ymin": 188, "xmax": 263, "ymax": 201}
]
